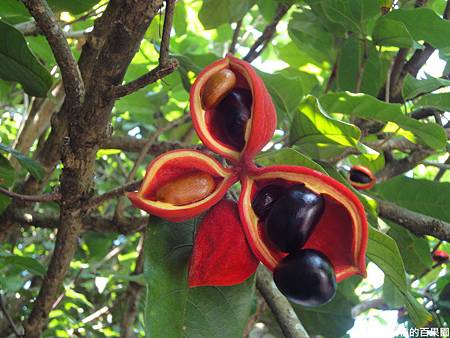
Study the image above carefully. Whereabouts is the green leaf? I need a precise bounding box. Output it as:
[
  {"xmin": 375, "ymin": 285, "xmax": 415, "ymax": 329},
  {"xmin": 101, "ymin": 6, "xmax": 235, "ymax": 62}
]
[
  {"xmin": 319, "ymin": 92, "xmax": 447, "ymax": 150},
  {"xmin": 0, "ymin": 154, "xmax": 14, "ymax": 215},
  {"xmin": 0, "ymin": 143, "xmax": 45, "ymax": 180},
  {"xmin": 144, "ymin": 217, "xmax": 254, "ymax": 337},
  {"xmin": 337, "ymin": 36, "xmax": 362, "ymax": 92},
  {"xmin": 173, "ymin": 1, "xmax": 187, "ymax": 36},
  {"xmin": 288, "ymin": 10, "xmax": 335, "ymax": 64},
  {"xmin": 387, "ymin": 222, "xmax": 432, "ymax": 276},
  {"xmin": 384, "ymin": 8, "xmax": 450, "ymax": 49},
  {"xmin": 375, "ymin": 176, "xmax": 450, "ymax": 223},
  {"xmin": 0, "ymin": 20, "xmax": 52, "ymax": 97},
  {"xmin": 367, "ymin": 227, "xmax": 432, "ymax": 326},
  {"xmin": 414, "ymin": 93, "xmax": 450, "ymax": 112},
  {"xmin": 198, "ymin": 0, "xmax": 256, "ymax": 29},
  {"xmin": 403, "ymin": 73, "xmax": 450, "ymax": 100},
  {"xmin": 0, "ymin": 254, "xmax": 46, "ymax": 276},
  {"xmin": 259, "ymin": 70, "xmax": 303, "ymax": 122},
  {"xmin": 256, "ymin": 148, "xmax": 326, "ymax": 173},
  {"xmin": 290, "ymin": 95, "xmax": 361, "ymax": 160},
  {"xmin": 372, "ymin": 17, "xmax": 420, "ymax": 48},
  {"xmin": 360, "ymin": 46, "xmax": 390, "ymax": 96}
]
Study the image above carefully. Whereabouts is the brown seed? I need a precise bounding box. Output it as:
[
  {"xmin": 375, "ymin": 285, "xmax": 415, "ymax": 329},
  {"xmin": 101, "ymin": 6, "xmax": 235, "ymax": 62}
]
[
  {"xmin": 201, "ymin": 69, "xmax": 237, "ymax": 110},
  {"xmin": 155, "ymin": 172, "xmax": 216, "ymax": 206}
]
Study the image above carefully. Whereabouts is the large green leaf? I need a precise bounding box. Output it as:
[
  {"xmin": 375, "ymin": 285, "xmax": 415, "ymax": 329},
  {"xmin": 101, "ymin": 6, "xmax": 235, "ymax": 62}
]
[
  {"xmin": 414, "ymin": 93, "xmax": 450, "ymax": 112},
  {"xmin": 256, "ymin": 147, "xmax": 326, "ymax": 173},
  {"xmin": 375, "ymin": 176, "xmax": 450, "ymax": 223},
  {"xmin": 290, "ymin": 95, "xmax": 361, "ymax": 160},
  {"xmin": 198, "ymin": 0, "xmax": 256, "ymax": 29},
  {"xmin": 144, "ymin": 217, "xmax": 254, "ymax": 338},
  {"xmin": 308, "ymin": 0, "xmax": 379, "ymax": 34},
  {"xmin": 0, "ymin": 20, "xmax": 52, "ymax": 97},
  {"xmin": 259, "ymin": 70, "xmax": 303, "ymax": 122},
  {"xmin": 0, "ymin": 254, "xmax": 46, "ymax": 276},
  {"xmin": 387, "ymin": 222, "xmax": 432, "ymax": 276},
  {"xmin": 402, "ymin": 73, "xmax": 450, "ymax": 100},
  {"xmin": 367, "ymin": 227, "xmax": 432, "ymax": 327},
  {"xmin": 337, "ymin": 36, "xmax": 362, "ymax": 92},
  {"xmin": 384, "ymin": 8, "xmax": 450, "ymax": 49},
  {"xmin": 372, "ymin": 16, "xmax": 420, "ymax": 48},
  {"xmin": 319, "ymin": 92, "xmax": 447, "ymax": 150},
  {"xmin": 288, "ymin": 10, "xmax": 335, "ymax": 64},
  {"xmin": 0, "ymin": 143, "xmax": 45, "ymax": 180}
]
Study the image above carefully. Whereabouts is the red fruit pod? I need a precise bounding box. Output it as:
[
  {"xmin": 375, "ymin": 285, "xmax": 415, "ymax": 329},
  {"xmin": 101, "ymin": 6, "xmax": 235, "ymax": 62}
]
[
  {"xmin": 190, "ymin": 55, "xmax": 277, "ymax": 165},
  {"xmin": 348, "ymin": 165, "xmax": 376, "ymax": 190},
  {"xmin": 188, "ymin": 199, "xmax": 259, "ymax": 287},
  {"xmin": 127, "ymin": 150, "xmax": 238, "ymax": 222},
  {"xmin": 432, "ymin": 250, "xmax": 449, "ymax": 263},
  {"xmin": 239, "ymin": 165, "xmax": 368, "ymax": 282}
]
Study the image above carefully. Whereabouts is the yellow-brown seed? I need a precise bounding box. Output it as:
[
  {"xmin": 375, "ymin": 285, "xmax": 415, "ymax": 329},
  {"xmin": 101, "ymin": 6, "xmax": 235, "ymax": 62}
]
[
  {"xmin": 201, "ymin": 69, "xmax": 237, "ymax": 110},
  {"xmin": 155, "ymin": 172, "xmax": 216, "ymax": 206}
]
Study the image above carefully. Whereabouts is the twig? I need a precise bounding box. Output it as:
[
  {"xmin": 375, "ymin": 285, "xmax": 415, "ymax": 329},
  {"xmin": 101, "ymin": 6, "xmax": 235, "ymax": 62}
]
[
  {"xmin": 159, "ymin": 0, "xmax": 176, "ymax": 65},
  {"xmin": 102, "ymin": 137, "xmax": 186, "ymax": 154},
  {"xmin": 84, "ymin": 180, "xmax": 142, "ymax": 211},
  {"xmin": 244, "ymin": 3, "xmax": 291, "ymax": 63},
  {"xmin": 229, "ymin": 19, "xmax": 242, "ymax": 54},
  {"xmin": 351, "ymin": 298, "xmax": 388, "ymax": 317},
  {"xmin": 412, "ymin": 262, "xmax": 442, "ymax": 282},
  {"xmin": 324, "ymin": 61, "xmax": 338, "ymax": 94},
  {"xmin": 21, "ymin": 0, "xmax": 84, "ymax": 108},
  {"xmin": 434, "ymin": 156, "xmax": 450, "ymax": 181},
  {"xmin": 421, "ymin": 161, "xmax": 450, "ymax": 170},
  {"xmin": 376, "ymin": 198, "xmax": 450, "ymax": 241},
  {"xmin": 0, "ymin": 187, "xmax": 60, "ymax": 203},
  {"xmin": 0, "ymin": 294, "xmax": 22, "ymax": 338},
  {"xmin": 81, "ymin": 306, "xmax": 109, "ymax": 324},
  {"xmin": 120, "ymin": 238, "xmax": 145, "ymax": 338},
  {"xmin": 15, "ymin": 21, "xmax": 92, "ymax": 38},
  {"xmin": 111, "ymin": 59, "xmax": 178, "ymax": 98},
  {"xmin": 255, "ymin": 265, "xmax": 309, "ymax": 338}
]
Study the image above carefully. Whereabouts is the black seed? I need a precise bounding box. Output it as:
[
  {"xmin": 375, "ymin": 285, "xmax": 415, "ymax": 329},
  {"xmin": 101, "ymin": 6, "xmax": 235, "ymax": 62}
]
[
  {"xmin": 349, "ymin": 169, "xmax": 372, "ymax": 184},
  {"xmin": 264, "ymin": 184, "xmax": 324, "ymax": 252},
  {"xmin": 216, "ymin": 88, "xmax": 252, "ymax": 150},
  {"xmin": 273, "ymin": 249, "xmax": 336, "ymax": 307},
  {"xmin": 252, "ymin": 185, "xmax": 285, "ymax": 220}
]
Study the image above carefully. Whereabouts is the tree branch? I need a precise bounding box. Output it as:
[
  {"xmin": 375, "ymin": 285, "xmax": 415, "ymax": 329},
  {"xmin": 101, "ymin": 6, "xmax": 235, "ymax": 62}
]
[
  {"xmin": 351, "ymin": 298, "xmax": 388, "ymax": 317},
  {"xmin": 229, "ymin": 19, "xmax": 242, "ymax": 54},
  {"xmin": 0, "ymin": 294, "xmax": 22, "ymax": 338},
  {"xmin": 111, "ymin": 58, "xmax": 178, "ymax": 98},
  {"xmin": 21, "ymin": 0, "xmax": 84, "ymax": 109},
  {"xmin": 0, "ymin": 187, "xmax": 60, "ymax": 203},
  {"xmin": 376, "ymin": 198, "xmax": 450, "ymax": 241},
  {"xmin": 244, "ymin": 3, "xmax": 291, "ymax": 63},
  {"xmin": 84, "ymin": 179, "xmax": 142, "ymax": 211},
  {"xmin": 102, "ymin": 136, "xmax": 186, "ymax": 154},
  {"xmin": 120, "ymin": 239, "xmax": 145, "ymax": 338},
  {"xmin": 256, "ymin": 265, "xmax": 310, "ymax": 338},
  {"xmin": 159, "ymin": 0, "xmax": 176, "ymax": 65}
]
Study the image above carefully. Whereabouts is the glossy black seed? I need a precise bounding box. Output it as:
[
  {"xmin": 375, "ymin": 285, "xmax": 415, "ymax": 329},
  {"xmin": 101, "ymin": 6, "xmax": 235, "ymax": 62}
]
[
  {"xmin": 252, "ymin": 185, "xmax": 285, "ymax": 220},
  {"xmin": 349, "ymin": 169, "xmax": 372, "ymax": 184},
  {"xmin": 264, "ymin": 184, "xmax": 324, "ymax": 252},
  {"xmin": 273, "ymin": 249, "xmax": 336, "ymax": 307},
  {"xmin": 216, "ymin": 88, "xmax": 252, "ymax": 150}
]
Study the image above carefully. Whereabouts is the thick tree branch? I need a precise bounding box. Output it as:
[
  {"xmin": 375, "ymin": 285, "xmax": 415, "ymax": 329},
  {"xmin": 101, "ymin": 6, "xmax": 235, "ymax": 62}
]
[
  {"xmin": 21, "ymin": 0, "xmax": 84, "ymax": 109},
  {"xmin": 244, "ymin": 4, "xmax": 291, "ymax": 63},
  {"xmin": 256, "ymin": 265, "xmax": 309, "ymax": 338},
  {"xmin": 376, "ymin": 198, "xmax": 450, "ymax": 241},
  {"xmin": 111, "ymin": 58, "xmax": 178, "ymax": 98}
]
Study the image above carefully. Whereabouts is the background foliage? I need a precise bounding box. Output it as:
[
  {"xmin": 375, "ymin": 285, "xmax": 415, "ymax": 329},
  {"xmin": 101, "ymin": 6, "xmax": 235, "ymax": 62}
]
[{"xmin": 0, "ymin": 0, "xmax": 449, "ymax": 337}]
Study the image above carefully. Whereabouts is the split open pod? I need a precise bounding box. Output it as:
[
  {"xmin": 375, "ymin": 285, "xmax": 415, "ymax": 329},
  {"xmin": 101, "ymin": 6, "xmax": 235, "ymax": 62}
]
[{"xmin": 128, "ymin": 56, "xmax": 368, "ymax": 307}]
